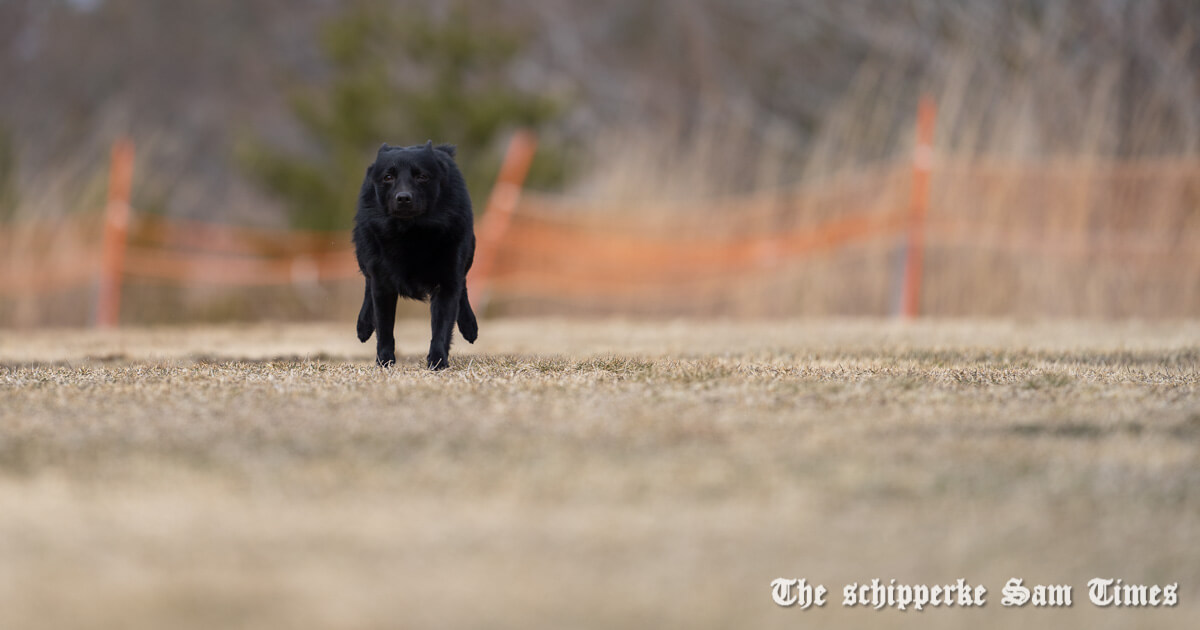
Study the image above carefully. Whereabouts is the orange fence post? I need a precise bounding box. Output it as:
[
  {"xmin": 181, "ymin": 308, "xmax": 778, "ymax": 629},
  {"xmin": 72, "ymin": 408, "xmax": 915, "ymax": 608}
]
[
  {"xmin": 899, "ymin": 96, "xmax": 936, "ymax": 319},
  {"xmin": 95, "ymin": 138, "xmax": 135, "ymax": 328},
  {"xmin": 467, "ymin": 129, "xmax": 538, "ymax": 309}
]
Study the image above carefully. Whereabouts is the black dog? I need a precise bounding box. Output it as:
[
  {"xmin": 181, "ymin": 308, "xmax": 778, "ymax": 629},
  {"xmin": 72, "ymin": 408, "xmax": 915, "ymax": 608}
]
[{"xmin": 353, "ymin": 141, "xmax": 478, "ymax": 370}]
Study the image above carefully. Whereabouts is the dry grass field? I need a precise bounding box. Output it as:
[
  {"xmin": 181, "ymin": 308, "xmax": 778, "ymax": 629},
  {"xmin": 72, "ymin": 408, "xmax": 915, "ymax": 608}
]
[{"xmin": 1, "ymin": 319, "xmax": 1198, "ymax": 629}]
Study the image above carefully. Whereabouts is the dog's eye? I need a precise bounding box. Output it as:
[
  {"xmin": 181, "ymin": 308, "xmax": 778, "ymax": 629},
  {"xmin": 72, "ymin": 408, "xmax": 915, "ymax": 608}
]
[
  {"xmin": 414, "ymin": 173, "xmax": 430, "ymax": 183},
  {"xmin": 382, "ymin": 173, "xmax": 395, "ymax": 183}
]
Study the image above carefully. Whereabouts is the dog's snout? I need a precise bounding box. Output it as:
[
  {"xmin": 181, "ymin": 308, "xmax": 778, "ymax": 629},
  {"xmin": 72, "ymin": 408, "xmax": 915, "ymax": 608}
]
[{"xmin": 395, "ymin": 192, "xmax": 413, "ymax": 206}]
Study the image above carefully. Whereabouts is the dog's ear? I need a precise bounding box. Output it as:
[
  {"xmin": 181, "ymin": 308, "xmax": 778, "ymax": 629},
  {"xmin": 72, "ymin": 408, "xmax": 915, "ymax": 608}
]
[{"xmin": 434, "ymin": 143, "xmax": 457, "ymax": 158}]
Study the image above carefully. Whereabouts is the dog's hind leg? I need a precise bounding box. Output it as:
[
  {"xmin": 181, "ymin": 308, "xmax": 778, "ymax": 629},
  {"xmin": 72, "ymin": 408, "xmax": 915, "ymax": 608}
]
[
  {"xmin": 456, "ymin": 287, "xmax": 478, "ymax": 344},
  {"xmin": 356, "ymin": 278, "xmax": 375, "ymax": 342}
]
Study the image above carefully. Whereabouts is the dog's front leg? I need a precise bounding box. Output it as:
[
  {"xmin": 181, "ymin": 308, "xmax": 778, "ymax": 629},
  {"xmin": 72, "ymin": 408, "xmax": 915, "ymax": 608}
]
[
  {"xmin": 427, "ymin": 284, "xmax": 461, "ymax": 370},
  {"xmin": 371, "ymin": 282, "xmax": 399, "ymax": 367}
]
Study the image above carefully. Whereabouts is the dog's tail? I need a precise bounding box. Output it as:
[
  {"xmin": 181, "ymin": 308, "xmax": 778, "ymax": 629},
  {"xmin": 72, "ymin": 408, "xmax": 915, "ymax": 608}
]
[
  {"xmin": 356, "ymin": 281, "xmax": 375, "ymax": 343},
  {"xmin": 457, "ymin": 289, "xmax": 478, "ymax": 344}
]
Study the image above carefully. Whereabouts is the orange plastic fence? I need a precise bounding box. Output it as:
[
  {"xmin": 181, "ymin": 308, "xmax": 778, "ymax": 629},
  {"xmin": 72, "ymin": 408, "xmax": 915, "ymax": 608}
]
[
  {"xmin": 0, "ymin": 214, "xmax": 102, "ymax": 293},
  {"xmin": 495, "ymin": 207, "xmax": 905, "ymax": 276},
  {"xmin": 6, "ymin": 198, "xmax": 1189, "ymax": 296},
  {"xmin": 924, "ymin": 220, "xmax": 1188, "ymax": 264},
  {"xmin": 132, "ymin": 214, "xmax": 351, "ymax": 256},
  {"xmin": 467, "ymin": 129, "xmax": 538, "ymax": 305},
  {"xmin": 0, "ymin": 255, "xmax": 98, "ymax": 293},
  {"xmin": 486, "ymin": 214, "xmax": 906, "ymax": 297},
  {"xmin": 96, "ymin": 138, "xmax": 135, "ymax": 326},
  {"xmin": 899, "ymin": 95, "xmax": 936, "ymax": 319},
  {"xmin": 0, "ymin": 193, "xmax": 907, "ymax": 297},
  {"xmin": 2, "ymin": 117, "xmax": 1198, "ymax": 321},
  {"xmin": 123, "ymin": 214, "xmax": 358, "ymax": 287},
  {"xmin": 123, "ymin": 247, "xmax": 357, "ymax": 286}
]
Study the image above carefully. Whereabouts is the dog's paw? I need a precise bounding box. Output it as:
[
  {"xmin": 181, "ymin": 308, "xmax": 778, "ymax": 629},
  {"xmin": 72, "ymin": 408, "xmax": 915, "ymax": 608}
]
[
  {"xmin": 426, "ymin": 352, "xmax": 449, "ymax": 371},
  {"xmin": 357, "ymin": 319, "xmax": 375, "ymax": 343},
  {"xmin": 376, "ymin": 348, "xmax": 396, "ymax": 368}
]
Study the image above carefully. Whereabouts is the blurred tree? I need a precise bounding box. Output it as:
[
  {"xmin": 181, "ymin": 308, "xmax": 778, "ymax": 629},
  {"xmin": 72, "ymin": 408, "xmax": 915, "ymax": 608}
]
[
  {"xmin": 239, "ymin": 1, "xmax": 563, "ymax": 230},
  {"xmin": 0, "ymin": 125, "xmax": 16, "ymax": 222}
]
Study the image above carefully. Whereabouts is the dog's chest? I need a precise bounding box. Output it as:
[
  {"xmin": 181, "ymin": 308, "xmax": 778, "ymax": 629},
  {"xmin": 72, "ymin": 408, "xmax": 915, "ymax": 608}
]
[{"xmin": 377, "ymin": 229, "xmax": 455, "ymax": 298}]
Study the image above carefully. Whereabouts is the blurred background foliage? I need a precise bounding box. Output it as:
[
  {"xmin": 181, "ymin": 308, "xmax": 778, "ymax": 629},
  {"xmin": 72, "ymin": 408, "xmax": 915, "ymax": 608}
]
[
  {"xmin": 0, "ymin": 125, "xmax": 16, "ymax": 222},
  {"xmin": 237, "ymin": 1, "xmax": 564, "ymax": 230},
  {"xmin": 1, "ymin": 0, "xmax": 1197, "ymax": 227}
]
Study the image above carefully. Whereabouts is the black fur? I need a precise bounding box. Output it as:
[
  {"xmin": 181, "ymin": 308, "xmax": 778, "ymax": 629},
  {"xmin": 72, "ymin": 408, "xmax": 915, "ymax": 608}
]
[{"xmin": 352, "ymin": 140, "xmax": 477, "ymax": 370}]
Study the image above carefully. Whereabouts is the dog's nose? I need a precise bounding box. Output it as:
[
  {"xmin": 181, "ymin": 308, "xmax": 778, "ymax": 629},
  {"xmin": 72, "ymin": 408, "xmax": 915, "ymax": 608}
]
[{"xmin": 395, "ymin": 192, "xmax": 413, "ymax": 206}]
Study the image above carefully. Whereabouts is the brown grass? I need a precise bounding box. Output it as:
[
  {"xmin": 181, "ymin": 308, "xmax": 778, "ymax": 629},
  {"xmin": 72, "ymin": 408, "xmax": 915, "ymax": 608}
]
[{"xmin": 1, "ymin": 319, "xmax": 1198, "ymax": 629}]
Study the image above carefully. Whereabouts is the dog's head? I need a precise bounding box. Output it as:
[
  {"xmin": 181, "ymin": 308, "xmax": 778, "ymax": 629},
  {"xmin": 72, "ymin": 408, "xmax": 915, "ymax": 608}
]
[{"xmin": 367, "ymin": 141, "xmax": 455, "ymax": 219}]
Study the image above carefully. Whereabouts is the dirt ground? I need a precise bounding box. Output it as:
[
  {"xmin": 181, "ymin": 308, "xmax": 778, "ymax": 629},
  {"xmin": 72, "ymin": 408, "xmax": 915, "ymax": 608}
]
[{"xmin": 1, "ymin": 319, "xmax": 1197, "ymax": 629}]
